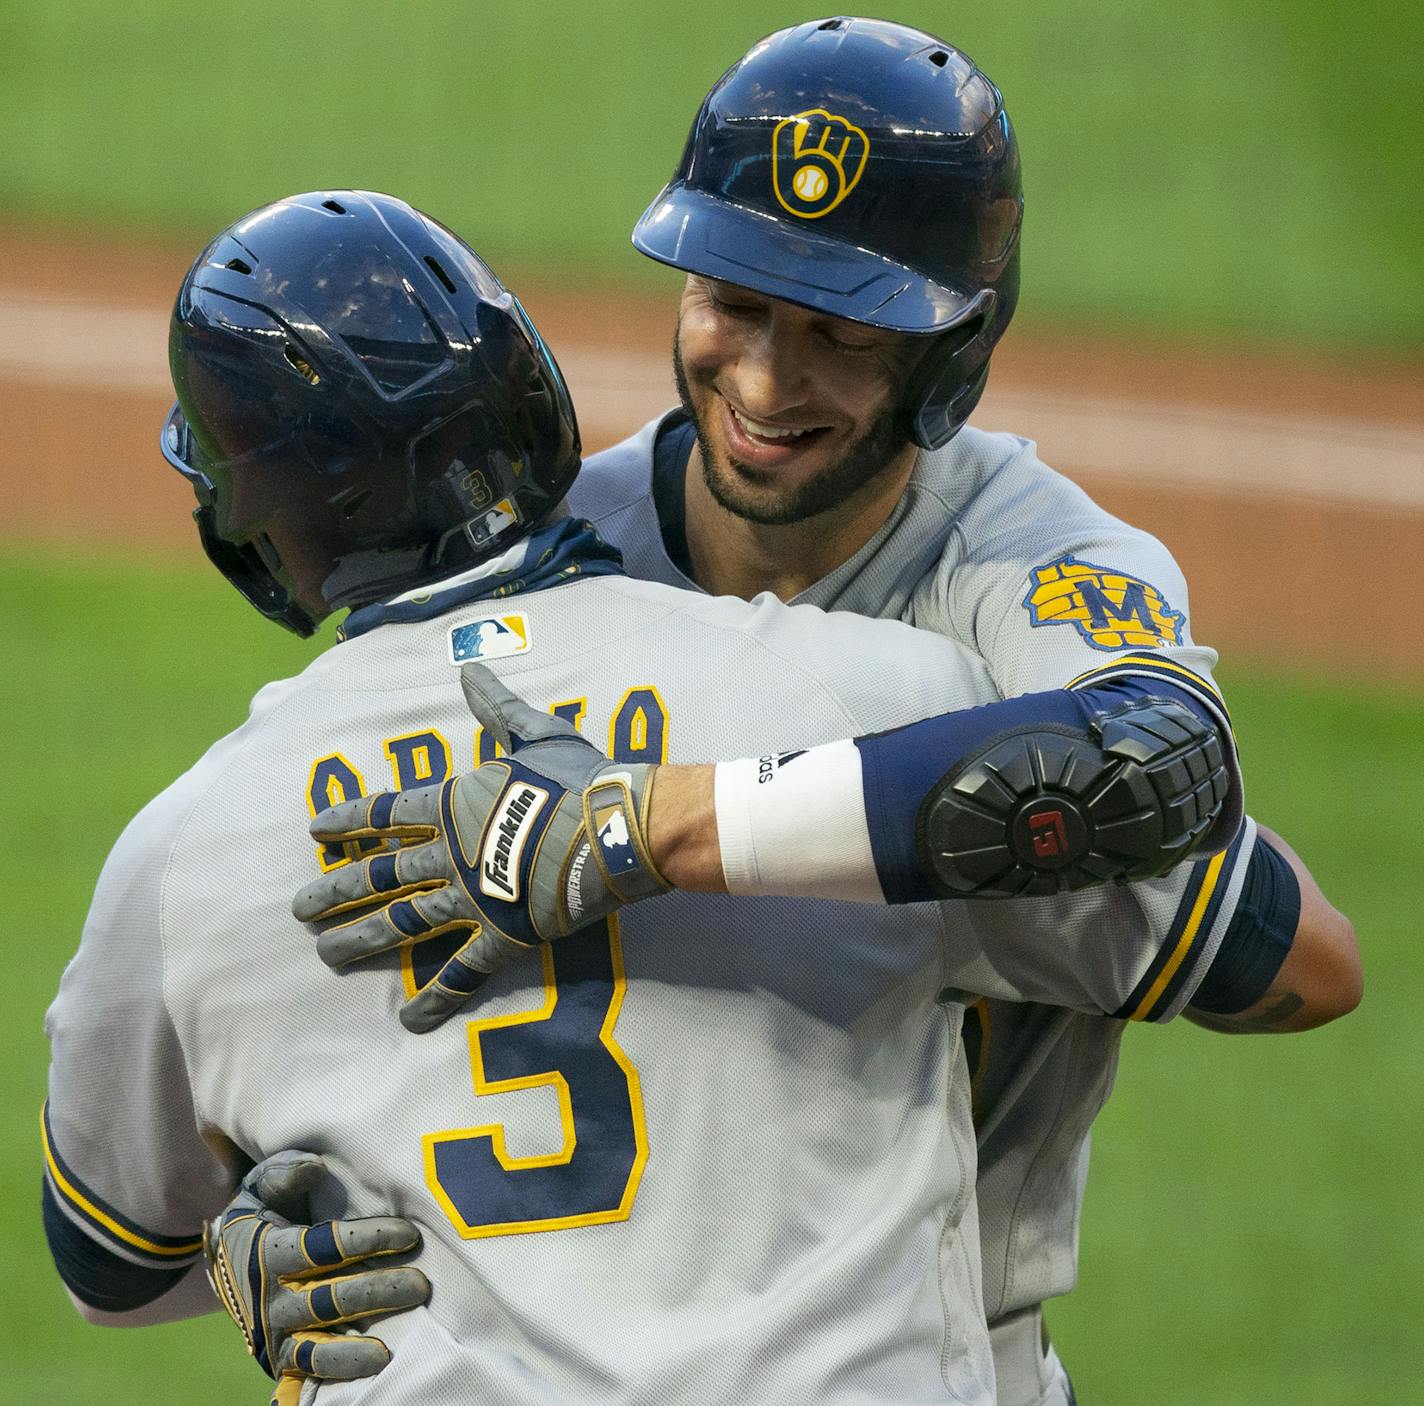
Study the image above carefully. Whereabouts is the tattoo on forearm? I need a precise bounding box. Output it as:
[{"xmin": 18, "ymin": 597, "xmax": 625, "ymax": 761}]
[{"xmin": 1189, "ymin": 991, "xmax": 1304, "ymax": 1034}]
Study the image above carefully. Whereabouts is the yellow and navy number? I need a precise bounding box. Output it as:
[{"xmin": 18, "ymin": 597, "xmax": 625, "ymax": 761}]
[
  {"xmin": 426, "ymin": 923, "xmax": 648, "ymax": 1237},
  {"xmin": 306, "ymin": 687, "xmax": 667, "ymax": 1238}
]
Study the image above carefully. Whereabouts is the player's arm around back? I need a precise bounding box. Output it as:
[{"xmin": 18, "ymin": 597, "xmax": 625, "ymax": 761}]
[
  {"xmin": 1185, "ymin": 825, "xmax": 1362, "ymax": 1034},
  {"xmin": 295, "ymin": 650, "xmax": 1241, "ymax": 1033}
]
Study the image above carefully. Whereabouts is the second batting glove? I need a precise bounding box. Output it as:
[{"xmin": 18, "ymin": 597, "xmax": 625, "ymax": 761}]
[{"xmin": 204, "ymin": 1151, "xmax": 429, "ymax": 1406}]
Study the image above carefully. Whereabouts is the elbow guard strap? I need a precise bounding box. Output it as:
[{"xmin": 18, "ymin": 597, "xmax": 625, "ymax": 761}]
[{"xmin": 916, "ymin": 697, "xmax": 1232, "ymax": 899}]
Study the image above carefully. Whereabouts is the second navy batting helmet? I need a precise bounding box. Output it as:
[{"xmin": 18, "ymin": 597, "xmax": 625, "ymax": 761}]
[
  {"xmin": 162, "ymin": 190, "xmax": 581, "ymax": 636},
  {"xmin": 633, "ymin": 16, "xmax": 1022, "ymax": 450}
]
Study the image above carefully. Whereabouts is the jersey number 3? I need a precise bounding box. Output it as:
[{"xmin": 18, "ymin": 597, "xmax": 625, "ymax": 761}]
[{"xmin": 422, "ymin": 919, "xmax": 649, "ymax": 1238}]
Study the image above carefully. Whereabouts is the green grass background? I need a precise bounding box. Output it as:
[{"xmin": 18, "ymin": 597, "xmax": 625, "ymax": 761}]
[
  {"xmin": 1, "ymin": 1, "xmax": 1421, "ymax": 348},
  {"xmin": 4, "ymin": 546, "xmax": 1419, "ymax": 1403},
  {"xmin": 3, "ymin": 1, "xmax": 1420, "ymax": 1398}
]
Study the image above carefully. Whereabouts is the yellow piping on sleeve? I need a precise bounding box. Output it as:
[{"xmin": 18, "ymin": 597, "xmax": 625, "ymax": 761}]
[
  {"xmin": 41, "ymin": 1107, "xmax": 203, "ymax": 1258},
  {"xmin": 1064, "ymin": 654, "xmax": 1225, "ymax": 706},
  {"xmin": 1128, "ymin": 847, "xmax": 1228, "ymax": 1022}
]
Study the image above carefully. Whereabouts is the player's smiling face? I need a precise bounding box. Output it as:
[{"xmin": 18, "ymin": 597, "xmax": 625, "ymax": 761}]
[{"xmin": 674, "ymin": 276, "xmax": 922, "ymax": 526}]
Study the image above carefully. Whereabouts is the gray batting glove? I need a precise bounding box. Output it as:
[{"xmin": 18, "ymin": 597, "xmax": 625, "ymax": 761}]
[
  {"xmin": 204, "ymin": 1150, "xmax": 430, "ymax": 1406},
  {"xmin": 293, "ymin": 662, "xmax": 669, "ymax": 1033}
]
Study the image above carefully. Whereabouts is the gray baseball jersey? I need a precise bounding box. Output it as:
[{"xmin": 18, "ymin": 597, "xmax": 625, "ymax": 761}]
[
  {"xmin": 568, "ymin": 411, "xmax": 1255, "ymax": 1328},
  {"xmin": 45, "ymin": 572, "xmax": 1232, "ymax": 1404}
]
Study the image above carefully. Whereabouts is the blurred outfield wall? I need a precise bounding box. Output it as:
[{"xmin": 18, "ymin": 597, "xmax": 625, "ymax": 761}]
[{"xmin": 1, "ymin": 0, "xmax": 1421, "ymax": 350}]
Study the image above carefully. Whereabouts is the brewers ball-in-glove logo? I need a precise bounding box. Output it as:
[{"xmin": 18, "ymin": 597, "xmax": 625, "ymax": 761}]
[
  {"xmin": 1023, "ymin": 556, "xmax": 1185, "ymax": 650},
  {"xmin": 772, "ymin": 109, "xmax": 870, "ymax": 219}
]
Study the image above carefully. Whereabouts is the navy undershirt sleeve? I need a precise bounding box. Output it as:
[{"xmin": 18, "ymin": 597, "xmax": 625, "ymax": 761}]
[
  {"xmin": 1189, "ymin": 836, "xmax": 1300, "ymax": 1014},
  {"xmin": 42, "ymin": 1178, "xmax": 191, "ymax": 1312},
  {"xmin": 854, "ymin": 676, "xmax": 1223, "ymax": 903}
]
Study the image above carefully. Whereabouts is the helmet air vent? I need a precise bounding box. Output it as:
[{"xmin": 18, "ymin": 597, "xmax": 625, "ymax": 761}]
[
  {"xmin": 225, "ymin": 257, "xmax": 253, "ymax": 274},
  {"xmin": 929, "ymin": 50, "xmax": 949, "ymax": 68},
  {"xmin": 338, "ymin": 488, "xmax": 372, "ymax": 519},
  {"xmin": 424, "ymin": 255, "xmax": 458, "ymax": 296},
  {"xmin": 817, "ymin": 18, "xmax": 843, "ymax": 30},
  {"xmin": 282, "ymin": 344, "xmax": 321, "ymax": 385},
  {"xmin": 321, "ymin": 198, "xmax": 347, "ymax": 214}
]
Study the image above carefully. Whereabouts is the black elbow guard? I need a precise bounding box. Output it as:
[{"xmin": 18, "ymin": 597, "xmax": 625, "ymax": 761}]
[{"xmin": 918, "ymin": 697, "xmax": 1237, "ymax": 898}]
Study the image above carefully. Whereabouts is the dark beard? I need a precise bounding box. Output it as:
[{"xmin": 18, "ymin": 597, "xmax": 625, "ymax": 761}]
[{"xmin": 672, "ymin": 334, "xmax": 909, "ymax": 528}]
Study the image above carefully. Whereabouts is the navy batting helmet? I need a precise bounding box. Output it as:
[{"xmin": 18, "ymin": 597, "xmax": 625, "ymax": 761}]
[
  {"xmin": 633, "ymin": 16, "xmax": 1022, "ymax": 450},
  {"xmin": 161, "ymin": 190, "xmax": 580, "ymax": 636}
]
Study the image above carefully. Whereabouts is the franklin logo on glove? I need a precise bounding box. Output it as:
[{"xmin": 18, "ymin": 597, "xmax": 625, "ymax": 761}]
[{"xmin": 479, "ymin": 783, "xmax": 548, "ymax": 901}]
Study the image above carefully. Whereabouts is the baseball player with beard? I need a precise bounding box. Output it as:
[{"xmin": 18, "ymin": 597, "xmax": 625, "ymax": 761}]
[
  {"xmin": 225, "ymin": 20, "xmax": 1358, "ymax": 1405},
  {"xmin": 577, "ymin": 22, "xmax": 1368, "ymax": 1399},
  {"xmin": 571, "ymin": 20, "xmax": 1363, "ymax": 1399},
  {"xmin": 44, "ymin": 191, "xmax": 1281, "ymax": 1406}
]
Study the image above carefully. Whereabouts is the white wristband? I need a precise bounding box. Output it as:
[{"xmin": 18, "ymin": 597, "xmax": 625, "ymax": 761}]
[{"xmin": 713, "ymin": 740, "xmax": 885, "ymax": 903}]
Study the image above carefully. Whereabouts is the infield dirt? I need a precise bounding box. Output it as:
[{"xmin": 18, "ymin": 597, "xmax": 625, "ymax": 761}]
[{"xmin": 4, "ymin": 223, "xmax": 1419, "ymax": 683}]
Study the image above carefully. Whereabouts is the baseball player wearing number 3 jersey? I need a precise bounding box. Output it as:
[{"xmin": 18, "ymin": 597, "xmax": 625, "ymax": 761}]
[{"xmin": 39, "ymin": 191, "xmax": 1201, "ymax": 1402}]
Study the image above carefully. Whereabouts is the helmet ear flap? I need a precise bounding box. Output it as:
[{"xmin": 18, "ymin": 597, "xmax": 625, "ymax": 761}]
[
  {"xmin": 191, "ymin": 505, "xmax": 320, "ymax": 638},
  {"xmin": 905, "ymin": 301, "xmax": 996, "ymax": 451},
  {"xmin": 911, "ymin": 362, "xmax": 991, "ymax": 451}
]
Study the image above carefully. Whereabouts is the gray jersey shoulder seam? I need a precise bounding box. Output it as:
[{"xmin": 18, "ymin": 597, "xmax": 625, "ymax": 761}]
[
  {"xmin": 487, "ymin": 584, "xmax": 695, "ymax": 681},
  {"xmin": 581, "ymin": 486, "xmax": 655, "ymax": 525},
  {"xmin": 674, "ymin": 607, "xmax": 877, "ymax": 734},
  {"xmin": 923, "ymin": 432, "xmax": 1034, "ymax": 521},
  {"xmin": 474, "ymin": 588, "xmax": 872, "ymax": 732}
]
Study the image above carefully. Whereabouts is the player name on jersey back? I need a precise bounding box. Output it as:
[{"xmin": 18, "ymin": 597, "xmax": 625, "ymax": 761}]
[{"xmin": 52, "ymin": 575, "xmax": 1012, "ymax": 1403}]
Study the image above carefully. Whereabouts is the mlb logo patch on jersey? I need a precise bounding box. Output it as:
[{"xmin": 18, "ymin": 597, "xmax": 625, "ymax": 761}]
[
  {"xmin": 448, "ymin": 613, "xmax": 530, "ymax": 665},
  {"xmin": 1023, "ymin": 557, "xmax": 1185, "ymax": 651}
]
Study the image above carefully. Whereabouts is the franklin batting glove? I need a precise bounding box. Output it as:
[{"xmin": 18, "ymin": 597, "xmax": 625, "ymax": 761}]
[
  {"xmin": 293, "ymin": 663, "xmax": 669, "ymax": 1033},
  {"xmin": 204, "ymin": 1151, "xmax": 429, "ymax": 1406}
]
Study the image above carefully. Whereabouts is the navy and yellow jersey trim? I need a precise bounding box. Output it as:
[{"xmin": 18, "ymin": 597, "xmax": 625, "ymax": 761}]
[
  {"xmin": 1064, "ymin": 653, "xmax": 1234, "ymax": 740},
  {"xmin": 41, "ymin": 1178, "xmax": 193, "ymax": 1312},
  {"xmin": 1113, "ymin": 822, "xmax": 1253, "ymax": 1023},
  {"xmin": 41, "ymin": 1102, "xmax": 203, "ymax": 1266}
]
